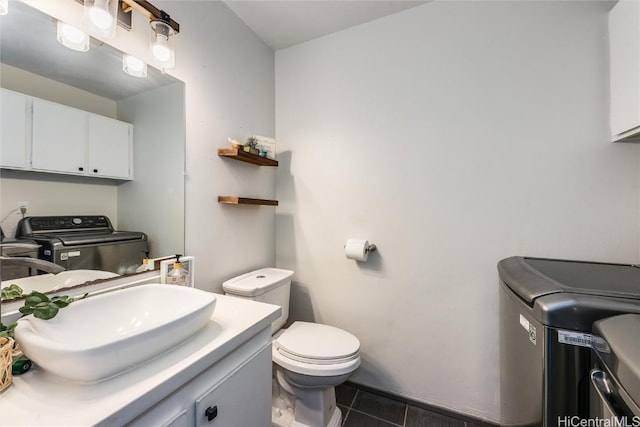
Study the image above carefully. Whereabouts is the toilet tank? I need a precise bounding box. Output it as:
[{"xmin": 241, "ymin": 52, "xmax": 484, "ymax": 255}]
[{"xmin": 222, "ymin": 268, "xmax": 293, "ymax": 333}]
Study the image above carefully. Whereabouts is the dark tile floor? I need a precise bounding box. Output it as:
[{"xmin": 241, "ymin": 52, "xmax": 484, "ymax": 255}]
[{"xmin": 336, "ymin": 383, "xmax": 481, "ymax": 427}]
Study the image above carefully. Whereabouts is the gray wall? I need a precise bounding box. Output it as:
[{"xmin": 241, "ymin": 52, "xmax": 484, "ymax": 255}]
[
  {"xmin": 274, "ymin": 1, "xmax": 640, "ymax": 423},
  {"xmin": 117, "ymin": 82, "xmax": 186, "ymax": 258},
  {"xmin": 165, "ymin": 1, "xmax": 277, "ymax": 290}
]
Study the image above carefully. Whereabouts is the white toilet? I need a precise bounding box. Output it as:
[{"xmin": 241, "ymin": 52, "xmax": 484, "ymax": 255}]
[{"xmin": 223, "ymin": 268, "xmax": 361, "ymax": 427}]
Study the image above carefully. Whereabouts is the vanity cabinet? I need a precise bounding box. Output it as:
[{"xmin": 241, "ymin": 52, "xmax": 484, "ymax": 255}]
[
  {"xmin": 0, "ymin": 89, "xmax": 29, "ymax": 169},
  {"xmin": 0, "ymin": 89, "xmax": 133, "ymax": 179},
  {"xmin": 1, "ymin": 294, "xmax": 280, "ymax": 427},
  {"xmin": 127, "ymin": 343, "xmax": 272, "ymax": 427},
  {"xmin": 609, "ymin": 0, "xmax": 640, "ymax": 142}
]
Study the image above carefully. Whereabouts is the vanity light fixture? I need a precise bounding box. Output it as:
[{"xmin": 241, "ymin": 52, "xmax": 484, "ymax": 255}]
[
  {"xmin": 149, "ymin": 16, "xmax": 175, "ymax": 69},
  {"xmin": 0, "ymin": 0, "xmax": 8, "ymax": 16},
  {"xmin": 122, "ymin": 53, "xmax": 147, "ymax": 77},
  {"xmin": 84, "ymin": 0, "xmax": 118, "ymax": 38},
  {"xmin": 56, "ymin": 21, "xmax": 90, "ymax": 52},
  {"xmin": 119, "ymin": 1, "xmax": 179, "ymax": 69},
  {"xmin": 59, "ymin": 0, "xmax": 180, "ymax": 70}
]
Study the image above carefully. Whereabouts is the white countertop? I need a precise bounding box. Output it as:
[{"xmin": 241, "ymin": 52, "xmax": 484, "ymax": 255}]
[{"xmin": 0, "ymin": 293, "xmax": 280, "ymax": 426}]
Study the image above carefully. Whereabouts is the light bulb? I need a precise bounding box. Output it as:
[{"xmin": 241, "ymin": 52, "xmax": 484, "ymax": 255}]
[
  {"xmin": 89, "ymin": 1, "xmax": 113, "ymax": 30},
  {"xmin": 63, "ymin": 25, "xmax": 86, "ymax": 44},
  {"xmin": 152, "ymin": 34, "xmax": 171, "ymax": 62},
  {"xmin": 123, "ymin": 54, "xmax": 147, "ymax": 78},
  {"xmin": 0, "ymin": 0, "xmax": 8, "ymax": 16},
  {"xmin": 84, "ymin": 0, "xmax": 115, "ymax": 38},
  {"xmin": 57, "ymin": 22, "xmax": 90, "ymax": 52},
  {"xmin": 149, "ymin": 19, "xmax": 175, "ymax": 69}
]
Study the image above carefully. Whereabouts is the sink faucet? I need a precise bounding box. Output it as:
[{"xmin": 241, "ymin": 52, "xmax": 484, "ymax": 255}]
[{"xmin": 0, "ymin": 256, "xmax": 65, "ymax": 274}]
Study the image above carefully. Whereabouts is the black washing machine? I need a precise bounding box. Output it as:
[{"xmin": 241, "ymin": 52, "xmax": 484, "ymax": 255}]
[
  {"xmin": 498, "ymin": 256, "xmax": 640, "ymax": 427},
  {"xmin": 15, "ymin": 215, "xmax": 148, "ymax": 275}
]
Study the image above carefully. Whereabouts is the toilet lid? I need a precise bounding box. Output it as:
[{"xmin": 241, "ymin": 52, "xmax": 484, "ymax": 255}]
[{"xmin": 275, "ymin": 321, "xmax": 360, "ymax": 361}]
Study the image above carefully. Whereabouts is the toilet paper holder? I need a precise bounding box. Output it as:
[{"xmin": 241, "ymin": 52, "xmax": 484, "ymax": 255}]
[{"xmin": 343, "ymin": 242, "xmax": 377, "ymax": 253}]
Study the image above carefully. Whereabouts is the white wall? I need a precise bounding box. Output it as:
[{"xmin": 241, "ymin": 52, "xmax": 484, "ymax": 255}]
[
  {"xmin": 0, "ymin": 63, "xmax": 117, "ymax": 117},
  {"xmin": 117, "ymin": 82, "xmax": 186, "ymax": 258},
  {"xmin": 163, "ymin": 1, "xmax": 277, "ymax": 291},
  {"xmin": 275, "ymin": 1, "xmax": 640, "ymax": 423},
  {"xmin": 0, "ymin": 172, "xmax": 118, "ymax": 237}
]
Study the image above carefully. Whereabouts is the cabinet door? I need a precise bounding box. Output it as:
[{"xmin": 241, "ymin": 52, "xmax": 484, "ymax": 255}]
[
  {"xmin": 194, "ymin": 345, "xmax": 272, "ymax": 427},
  {"xmin": 126, "ymin": 344, "xmax": 272, "ymax": 427},
  {"xmin": 88, "ymin": 114, "xmax": 132, "ymax": 179},
  {"xmin": 609, "ymin": 0, "xmax": 640, "ymax": 141},
  {"xmin": 0, "ymin": 89, "xmax": 29, "ymax": 169},
  {"xmin": 31, "ymin": 99, "xmax": 86, "ymax": 174}
]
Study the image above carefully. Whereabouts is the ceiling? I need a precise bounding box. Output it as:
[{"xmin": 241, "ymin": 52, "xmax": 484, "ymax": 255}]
[
  {"xmin": 223, "ymin": 1, "xmax": 429, "ymax": 50},
  {"xmin": 0, "ymin": 1, "xmax": 427, "ymax": 99}
]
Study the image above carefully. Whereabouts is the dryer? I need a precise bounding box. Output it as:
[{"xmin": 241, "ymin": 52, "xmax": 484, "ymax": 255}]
[
  {"xmin": 498, "ymin": 256, "xmax": 640, "ymax": 427},
  {"xmin": 590, "ymin": 314, "xmax": 640, "ymax": 423}
]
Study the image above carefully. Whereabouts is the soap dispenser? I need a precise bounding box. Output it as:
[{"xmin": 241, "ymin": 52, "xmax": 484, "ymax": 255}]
[
  {"xmin": 136, "ymin": 251, "xmax": 152, "ymax": 273},
  {"xmin": 166, "ymin": 254, "xmax": 188, "ymax": 286}
]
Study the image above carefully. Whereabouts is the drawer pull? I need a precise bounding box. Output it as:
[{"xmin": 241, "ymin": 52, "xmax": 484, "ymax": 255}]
[{"xmin": 205, "ymin": 406, "xmax": 218, "ymax": 422}]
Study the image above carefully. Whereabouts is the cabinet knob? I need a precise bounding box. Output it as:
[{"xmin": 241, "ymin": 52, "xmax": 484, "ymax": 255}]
[
  {"xmin": 93, "ymin": 169, "xmax": 98, "ymax": 173},
  {"xmin": 78, "ymin": 167, "xmax": 84, "ymax": 171},
  {"xmin": 205, "ymin": 406, "xmax": 218, "ymax": 422}
]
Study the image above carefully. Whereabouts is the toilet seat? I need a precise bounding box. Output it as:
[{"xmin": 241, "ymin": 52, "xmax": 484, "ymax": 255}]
[{"xmin": 272, "ymin": 322, "xmax": 361, "ymax": 377}]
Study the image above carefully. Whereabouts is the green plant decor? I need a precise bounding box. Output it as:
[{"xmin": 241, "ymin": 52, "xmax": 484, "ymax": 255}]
[
  {"xmin": 0, "ymin": 285, "xmax": 85, "ymax": 339},
  {"xmin": 245, "ymin": 136, "xmax": 258, "ymax": 149}
]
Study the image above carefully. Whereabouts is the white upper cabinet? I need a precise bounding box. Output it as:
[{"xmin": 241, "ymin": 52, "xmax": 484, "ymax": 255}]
[
  {"xmin": 88, "ymin": 115, "xmax": 132, "ymax": 179},
  {"xmin": 1, "ymin": 91, "xmax": 133, "ymax": 180},
  {"xmin": 0, "ymin": 89, "xmax": 29, "ymax": 169},
  {"xmin": 31, "ymin": 98, "xmax": 86, "ymax": 174},
  {"xmin": 609, "ymin": 0, "xmax": 640, "ymax": 142}
]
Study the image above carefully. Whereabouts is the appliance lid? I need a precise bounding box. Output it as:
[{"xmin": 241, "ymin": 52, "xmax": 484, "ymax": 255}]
[
  {"xmin": 593, "ymin": 314, "xmax": 640, "ymax": 409},
  {"xmin": 37, "ymin": 231, "xmax": 146, "ymax": 246},
  {"xmin": 498, "ymin": 256, "xmax": 640, "ymax": 305},
  {"xmin": 275, "ymin": 321, "xmax": 360, "ymax": 361},
  {"xmin": 222, "ymin": 268, "xmax": 293, "ymax": 297}
]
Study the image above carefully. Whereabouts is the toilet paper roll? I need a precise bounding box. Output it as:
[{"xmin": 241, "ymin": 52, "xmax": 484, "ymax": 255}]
[{"xmin": 345, "ymin": 239, "xmax": 369, "ymax": 262}]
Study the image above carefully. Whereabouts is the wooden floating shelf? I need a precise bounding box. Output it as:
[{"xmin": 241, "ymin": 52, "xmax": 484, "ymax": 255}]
[
  {"xmin": 218, "ymin": 147, "xmax": 278, "ymax": 167},
  {"xmin": 218, "ymin": 196, "xmax": 279, "ymax": 206}
]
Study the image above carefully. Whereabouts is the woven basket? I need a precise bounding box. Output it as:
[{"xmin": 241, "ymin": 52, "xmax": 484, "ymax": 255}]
[{"xmin": 0, "ymin": 337, "xmax": 13, "ymax": 393}]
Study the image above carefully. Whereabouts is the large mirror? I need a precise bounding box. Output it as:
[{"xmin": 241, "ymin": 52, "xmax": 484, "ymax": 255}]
[{"xmin": 0, "ymin": 1, "xmax": 185, "ymax": 298}]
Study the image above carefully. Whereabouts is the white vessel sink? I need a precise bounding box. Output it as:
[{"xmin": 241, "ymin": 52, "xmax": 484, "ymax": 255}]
[
  {"xmin": 1, "ymin": 270, "xmax": 118, "ymax": 294},
  {"xmin": 14, "ymin": 284, "xmax": 217, "ymax": 382}
]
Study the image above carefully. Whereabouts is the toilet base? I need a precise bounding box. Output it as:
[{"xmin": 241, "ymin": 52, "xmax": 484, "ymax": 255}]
[
  {"xmin": 271, "ymin": 367, "xmax": 342, "ymax": 427},
  {"xmin": 272, "ymin": 403, "xmax": 341, "ymax": 427}
]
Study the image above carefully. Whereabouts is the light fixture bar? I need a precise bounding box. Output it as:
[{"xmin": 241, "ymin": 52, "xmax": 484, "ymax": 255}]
[{"xmin": 120, "ymin": 0, "xmax": 179, "ymax": 33}]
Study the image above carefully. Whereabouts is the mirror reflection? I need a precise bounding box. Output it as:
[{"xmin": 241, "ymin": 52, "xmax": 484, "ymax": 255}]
[{"xmin": 0, "ymin": 1, "xmax": 186, "ymax": 299}]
